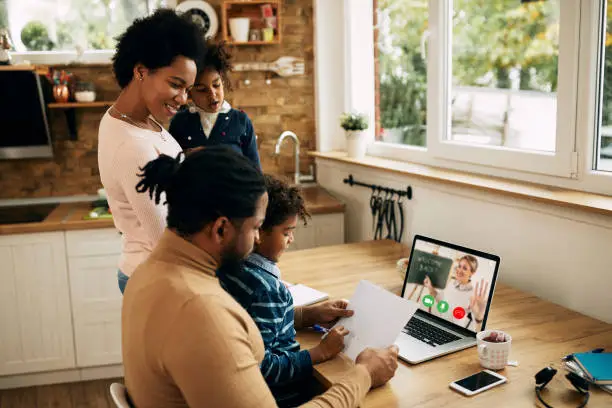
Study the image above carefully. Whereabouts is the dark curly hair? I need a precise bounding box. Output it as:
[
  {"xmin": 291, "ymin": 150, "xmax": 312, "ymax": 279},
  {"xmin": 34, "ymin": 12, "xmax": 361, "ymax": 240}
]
[
  {"xmin": 200, "ymin": 39, "xmax": 234, "ymax": 91},
  {"xmin": 135, "ymin": 146, "xmax": 266, "ymax": 236},
  {"xmin": 112, "ymin": 9, "xmax": 207, "ymax": 89},
  {"xmin": 261, "ymin": 174, "xmax": 310, "ymax": 231}
]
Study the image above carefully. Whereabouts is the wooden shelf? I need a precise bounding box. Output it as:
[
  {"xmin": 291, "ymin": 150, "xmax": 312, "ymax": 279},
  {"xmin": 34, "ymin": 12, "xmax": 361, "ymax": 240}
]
[
  {"xmin": 47, "ymin": 101, "xmax": 114, "ymax": 109},
  {"xmin": 0, "ymin": 65, "xmax": 36, "ymax": 71},
  {"xmin": 224, "ymin": 0, "xmax": 279, "ymax": 4},
  {"xmin": 227, "ymin": 40, "xmax": 281, "ymax": 46},
  {"xmin": 221, "ymin": 0, "xmax": 282, "ymax": 45}
]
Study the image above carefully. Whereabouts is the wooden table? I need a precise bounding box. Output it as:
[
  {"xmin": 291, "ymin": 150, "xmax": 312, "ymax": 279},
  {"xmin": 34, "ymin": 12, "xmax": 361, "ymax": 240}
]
[{"xmin": 279, "ymin": 240, "xmax": 612, "ymax": 408}]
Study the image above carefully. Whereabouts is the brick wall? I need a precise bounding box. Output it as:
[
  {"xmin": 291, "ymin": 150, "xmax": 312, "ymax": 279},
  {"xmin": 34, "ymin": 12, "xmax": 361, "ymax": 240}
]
[{"xmin": 0, "ymin": 0, "xmax": 315, "ymax": 198}]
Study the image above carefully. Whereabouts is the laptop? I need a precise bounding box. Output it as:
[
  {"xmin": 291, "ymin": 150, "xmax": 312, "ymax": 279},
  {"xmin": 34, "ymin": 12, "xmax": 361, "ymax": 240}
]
[{"xmin": 395, "ymin": 235, "xmax": 500, "ymax": 364}]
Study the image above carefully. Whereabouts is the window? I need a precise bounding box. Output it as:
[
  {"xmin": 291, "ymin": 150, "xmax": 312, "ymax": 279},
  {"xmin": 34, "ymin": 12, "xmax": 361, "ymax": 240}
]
[
  {"xmin": 375, "ymin": 0, "xmax": 427, "ymax": 147},
  {"xmin": 450, "ymin": 0, "xmax": 559, "ymax": 153},
  {"xmin": 374, "ymin": 0, "xmax": 582, "ymax": 179},
  {"xmin": 596, "ymin": 0, "xmax": 612, "ymax": 172},
  {"xmin": 2, "ymin": 0, "xmax": 168, "ymax": 54}
]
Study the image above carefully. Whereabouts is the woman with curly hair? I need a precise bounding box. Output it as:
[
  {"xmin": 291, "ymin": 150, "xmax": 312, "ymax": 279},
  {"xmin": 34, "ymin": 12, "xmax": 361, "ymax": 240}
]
[
  {"xmin": 169, "ymin": 40, "xmax": 262, "ymax": 168},
  {"xmin": 97, "ymin": 9, "xmax": 206, "ymax": 294}
]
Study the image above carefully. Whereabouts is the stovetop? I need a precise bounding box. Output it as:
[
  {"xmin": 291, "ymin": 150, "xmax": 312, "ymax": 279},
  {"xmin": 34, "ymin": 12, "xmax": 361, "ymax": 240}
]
[{"xmin": 0, "ymin": 203, "xmax": 59, "ymax": 224}]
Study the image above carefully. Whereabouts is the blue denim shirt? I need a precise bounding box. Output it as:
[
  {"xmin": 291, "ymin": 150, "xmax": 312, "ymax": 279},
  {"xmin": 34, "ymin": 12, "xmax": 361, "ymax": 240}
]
[{"xmin": 169, "ymin": 107, "xmax": 261, "ymax": 169}]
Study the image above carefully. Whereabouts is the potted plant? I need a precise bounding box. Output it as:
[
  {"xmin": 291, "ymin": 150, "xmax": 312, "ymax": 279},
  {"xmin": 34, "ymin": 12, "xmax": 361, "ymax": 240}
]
[{"xmin": 340, "ymin": 111, "xmax": 369, "ymax": 158}]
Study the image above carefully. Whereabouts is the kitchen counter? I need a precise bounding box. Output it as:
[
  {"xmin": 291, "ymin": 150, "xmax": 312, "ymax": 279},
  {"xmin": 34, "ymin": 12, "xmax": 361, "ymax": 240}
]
[
  {"xmin": 300, "ymin": 184, "xmax": 346, "ymax": 215},
  {"xmin": 0, "ymin": 185, "xmax": 345, "ymax": 235}
]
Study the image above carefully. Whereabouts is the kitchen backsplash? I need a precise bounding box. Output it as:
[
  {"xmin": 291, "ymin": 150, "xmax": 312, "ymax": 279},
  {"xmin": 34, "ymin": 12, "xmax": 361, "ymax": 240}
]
[{"xmin": 0, "ymin": 0, "xmax": 315, "ymax": 199}]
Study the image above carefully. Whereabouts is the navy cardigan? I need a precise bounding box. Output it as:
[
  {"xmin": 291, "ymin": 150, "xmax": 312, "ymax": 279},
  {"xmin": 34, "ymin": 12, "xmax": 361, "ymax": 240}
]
[{"xmin": 169, "ymin": 108, "xmax": 261, "ymax": 169}]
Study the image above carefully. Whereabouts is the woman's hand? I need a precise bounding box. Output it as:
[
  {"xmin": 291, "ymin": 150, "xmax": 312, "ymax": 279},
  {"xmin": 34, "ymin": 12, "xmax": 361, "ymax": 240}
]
[
  {"xmin": 469, "ymin": 279, "xmax": 489, "ymax": 321},
  {"xmin": 302, "ymin": 299, "xmax": 354, "ymax": 328},
  {"xmin": 309, "ymin": 326, "xmax": 349, "ymax": 363},
  {"xmin": 423, "ymin": 276, "xmax": 437, "ymax": 297}
]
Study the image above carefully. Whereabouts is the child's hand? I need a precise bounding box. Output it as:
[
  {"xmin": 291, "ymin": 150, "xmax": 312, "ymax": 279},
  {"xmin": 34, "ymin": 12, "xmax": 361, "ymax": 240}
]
[{"xmin": 309, "ymin": 326, "xmax": 349, "ymax": 364}]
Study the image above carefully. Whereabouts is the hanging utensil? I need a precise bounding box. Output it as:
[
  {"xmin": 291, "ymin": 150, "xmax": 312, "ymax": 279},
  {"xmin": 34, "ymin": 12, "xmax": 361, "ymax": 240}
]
[
  {"xmin": 374, "ymin": 188, "xmax": 386, "ymax": 240},
  {"xmin": 396, "ymin": 195, "xmax": 405, "ymax": 243},
  {"xmin": 369, "ymin": 187, "xmax": 379, "ymax": 235},
  {"xmin": 385, "ymin": 192, "xmax": 397, "ymax": 240}
]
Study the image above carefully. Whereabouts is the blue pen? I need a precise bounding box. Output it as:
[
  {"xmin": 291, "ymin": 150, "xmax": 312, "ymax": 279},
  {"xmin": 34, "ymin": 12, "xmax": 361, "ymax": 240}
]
[{"xmin": 312, "ymin": 324, "xmax": 329, "ymax": 334}]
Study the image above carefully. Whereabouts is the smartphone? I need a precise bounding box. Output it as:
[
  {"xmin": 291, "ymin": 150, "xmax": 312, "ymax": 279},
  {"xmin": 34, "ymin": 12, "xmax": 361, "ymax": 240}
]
[{"xmin": 449, "ymin": 370, "xmax": 507, "ymax": 396}]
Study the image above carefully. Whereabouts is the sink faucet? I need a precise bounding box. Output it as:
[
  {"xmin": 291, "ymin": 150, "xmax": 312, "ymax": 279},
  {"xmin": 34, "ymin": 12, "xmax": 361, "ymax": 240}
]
[{"xmin": 274, "ymin": 131, "xmax": 315, "ymax": 185}]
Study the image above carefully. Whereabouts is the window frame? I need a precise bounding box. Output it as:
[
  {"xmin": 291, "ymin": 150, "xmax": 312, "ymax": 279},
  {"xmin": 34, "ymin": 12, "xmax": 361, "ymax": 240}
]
[
  {"xmin": 10, "ymin": 50, "xmax": 114, "ymax": 65},
  {"xmin": 367, "ymin": 0, "xmax": 612, "ymax": 196},
  {"xmin": 428, "ymin": 0, "xmax": 579, "ymax": 179}
]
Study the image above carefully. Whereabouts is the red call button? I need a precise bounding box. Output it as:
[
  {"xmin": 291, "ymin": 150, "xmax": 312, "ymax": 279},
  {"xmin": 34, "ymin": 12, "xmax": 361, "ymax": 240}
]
[{"xmin": 453, "ymin": 307, "xmax": 466, "ymax": 319}]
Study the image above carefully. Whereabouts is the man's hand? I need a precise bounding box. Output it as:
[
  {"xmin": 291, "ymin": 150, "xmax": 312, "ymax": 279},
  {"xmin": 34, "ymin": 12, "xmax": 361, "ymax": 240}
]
[
  {"xmin": 356, "ymin": 346, "xmax": 399, "ymax": 388},
  {"xmin": 302, "ymin": 299, "xmax": 354, "ymax": 328}
]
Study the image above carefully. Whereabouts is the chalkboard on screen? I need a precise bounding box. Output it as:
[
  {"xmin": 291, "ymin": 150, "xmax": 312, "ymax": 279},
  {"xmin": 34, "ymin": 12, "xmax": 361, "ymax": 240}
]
[{"xmin": 406, "ymin": 249, "xmax": 453, "ymax": 289}]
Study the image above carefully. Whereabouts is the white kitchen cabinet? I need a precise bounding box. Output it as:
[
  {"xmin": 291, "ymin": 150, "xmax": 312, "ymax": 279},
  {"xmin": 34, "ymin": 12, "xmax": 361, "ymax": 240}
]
[
  {"xmin": 292, "ymin": 213, "xmax": 345, "ymax": 251},
  {"xmin": 0, "ymin": 207, "xmax": 345, "ymax": 384},
  {"xmin": 65, "ymin": 228, "xmax": 122, "ymax": 257},
  {"xmin": 0, "ymin": 232, "xmax": 75, "ymax": 376},
  {"xmin": 65, "ymin": 229, "xmax": 122, "ymax": 368}
]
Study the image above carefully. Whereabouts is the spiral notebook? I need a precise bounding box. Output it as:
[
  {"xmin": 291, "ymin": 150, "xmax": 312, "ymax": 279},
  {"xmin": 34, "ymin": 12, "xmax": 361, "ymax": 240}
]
[
  {"xmin": 572, "ymin": 352, "xmax": 612, "ymax": 385},
  {"xmin": 284, "ymin": 282, "xmax": 329, "ymax": 307},
  {"xmin": 565, "ymin": 358, "xmax": 612, "ymax": 394}
]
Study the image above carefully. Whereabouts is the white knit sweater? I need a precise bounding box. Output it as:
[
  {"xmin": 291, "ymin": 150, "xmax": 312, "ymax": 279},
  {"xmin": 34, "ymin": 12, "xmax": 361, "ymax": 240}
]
[{"xmin": 98, "ymin": 111, "xmax": 182, "ymax": 276}]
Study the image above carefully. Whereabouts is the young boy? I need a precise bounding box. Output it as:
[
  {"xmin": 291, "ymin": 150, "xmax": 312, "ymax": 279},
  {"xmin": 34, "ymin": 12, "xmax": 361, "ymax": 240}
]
[{"xmin": 218, "ymin": 175, "xmax": 349, "ymax": 407}]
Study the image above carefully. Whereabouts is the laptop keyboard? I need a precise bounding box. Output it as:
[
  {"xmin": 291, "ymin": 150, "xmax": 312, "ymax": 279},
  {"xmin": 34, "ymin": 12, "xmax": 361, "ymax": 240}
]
[{"xmin": 403, "ymin": 318, "xmax": 461, "ymax": 347}]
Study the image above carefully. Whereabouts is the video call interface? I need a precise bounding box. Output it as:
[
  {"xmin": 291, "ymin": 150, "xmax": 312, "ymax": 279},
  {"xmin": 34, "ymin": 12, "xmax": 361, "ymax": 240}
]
[{"xmin": 402, "ymin": 239, "xmax": 497, "ymax": 332}]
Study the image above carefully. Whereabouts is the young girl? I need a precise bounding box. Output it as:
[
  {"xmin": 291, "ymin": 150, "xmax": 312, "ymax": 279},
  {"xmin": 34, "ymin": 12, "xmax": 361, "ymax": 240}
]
[{"xmin": 169, "ymin": 40, "xmax": 261, "ymax": 168}]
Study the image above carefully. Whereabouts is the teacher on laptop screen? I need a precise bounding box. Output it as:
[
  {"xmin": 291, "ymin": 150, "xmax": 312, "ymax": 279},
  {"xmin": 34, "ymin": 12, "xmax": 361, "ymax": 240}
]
[
  {"xmin": 396, "ymin": 236, "xmax": 500, "ymax": 364},
  {"xmin": 403, "ymin": 239, "xmax": 496, "ymax": 331}
]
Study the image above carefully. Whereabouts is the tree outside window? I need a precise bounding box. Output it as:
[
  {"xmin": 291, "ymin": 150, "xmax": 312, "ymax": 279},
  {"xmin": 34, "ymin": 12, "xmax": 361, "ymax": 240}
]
[{"xmin": 376, "ymin": 0, "xmax": 612, "ymax": 172}]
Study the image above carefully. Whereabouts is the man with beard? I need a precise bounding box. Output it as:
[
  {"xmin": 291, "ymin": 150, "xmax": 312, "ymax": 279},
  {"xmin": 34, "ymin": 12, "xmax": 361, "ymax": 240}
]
[{"xmin": 122, "ymin": 146, "xmax": 399, "ymax": 407}]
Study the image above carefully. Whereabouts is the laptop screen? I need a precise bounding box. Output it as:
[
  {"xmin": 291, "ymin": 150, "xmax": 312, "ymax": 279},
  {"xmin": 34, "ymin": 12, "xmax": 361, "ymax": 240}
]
[{"xmin": 401, "ymin": 236, "xmax": 500, "ymax": 333}]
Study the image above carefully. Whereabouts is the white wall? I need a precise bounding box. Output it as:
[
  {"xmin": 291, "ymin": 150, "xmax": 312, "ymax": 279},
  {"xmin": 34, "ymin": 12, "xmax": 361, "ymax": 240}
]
[
  {"xmin": 314, "ymin": 0, "xmax": 376, "ymax": 151},
  {"xmin": 314, "ymin": 0, "xmax": 375, "ymax": 152},
  {"xmin": 316, "ymin": 158, "xmax": 612, "ymax": 324},
  {"xmin": 314, "ymin": 0, "xmax": 346, "ymax": 152}
]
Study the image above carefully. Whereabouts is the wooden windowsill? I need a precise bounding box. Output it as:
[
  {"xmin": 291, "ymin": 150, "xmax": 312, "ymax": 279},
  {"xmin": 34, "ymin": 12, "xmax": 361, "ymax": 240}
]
[{"xmin": 309, "ymin": 151, "xmax": 612, "ymax": 217}]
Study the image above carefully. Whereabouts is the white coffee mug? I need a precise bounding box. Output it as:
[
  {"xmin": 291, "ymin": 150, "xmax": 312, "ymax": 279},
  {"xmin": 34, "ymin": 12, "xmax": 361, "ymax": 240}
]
[
  {"xmin": 229, "ymin": 18, "xmax": 250, "ymax": 43},
  {"xmin": 476, "ymin": 330, "xmax": 512, "ymax": 370}
]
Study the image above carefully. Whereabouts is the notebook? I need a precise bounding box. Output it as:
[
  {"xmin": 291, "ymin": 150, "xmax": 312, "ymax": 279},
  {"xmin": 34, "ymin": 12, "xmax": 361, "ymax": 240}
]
[
  {"xmin": 564, "ymin": 360, "xmax": 612, "ymax": 394},
  {"xmin": 285, "ymin": 282, "xmax": 329, "ymax": 307},
  {"xmin": 572, "ymin": 353, "xmax": 612, "ymax": 385}
]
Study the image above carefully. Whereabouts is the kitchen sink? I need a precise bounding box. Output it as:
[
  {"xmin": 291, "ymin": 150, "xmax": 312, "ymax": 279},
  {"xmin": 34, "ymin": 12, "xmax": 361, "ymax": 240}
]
[{"xmin": 0, "ymin": 203, "xmax": 59, "ymax": 224}]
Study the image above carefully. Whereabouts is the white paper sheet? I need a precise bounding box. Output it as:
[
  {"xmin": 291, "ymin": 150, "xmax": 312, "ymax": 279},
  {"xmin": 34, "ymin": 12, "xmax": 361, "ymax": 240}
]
[{"xmin": 332, "ymin": 280, "xmax": 418, "ymax": 360}]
